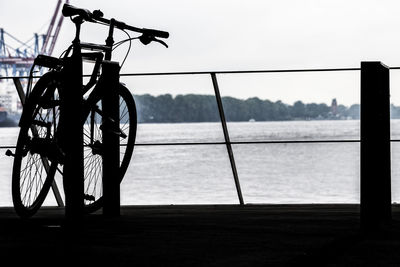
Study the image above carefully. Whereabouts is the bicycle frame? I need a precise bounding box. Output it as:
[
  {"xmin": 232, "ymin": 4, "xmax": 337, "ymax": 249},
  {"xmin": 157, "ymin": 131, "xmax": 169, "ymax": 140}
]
[
  {"xmin": 20, "ymin": 12, "xmax": 125, "ymax": 154},
  {"xmin": 59, "ymin": 15, "xmax": 122, "ymax": 173}
]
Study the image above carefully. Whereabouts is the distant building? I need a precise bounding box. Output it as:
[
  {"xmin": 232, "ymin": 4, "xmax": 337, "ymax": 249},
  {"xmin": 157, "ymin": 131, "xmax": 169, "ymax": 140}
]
[
  {"xmin": 0, "ymin": 83, "xmax": 18, "ymax": 113},
  {"xmin": 331, "ymin": 98, "xmax": 338, "ymax": 116}
]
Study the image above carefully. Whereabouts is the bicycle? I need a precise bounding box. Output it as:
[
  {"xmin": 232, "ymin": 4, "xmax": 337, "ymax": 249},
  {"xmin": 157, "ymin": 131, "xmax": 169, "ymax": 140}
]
[{"xmin": 9, "ymin": 4, "xmax": 169, "ymax": 218}]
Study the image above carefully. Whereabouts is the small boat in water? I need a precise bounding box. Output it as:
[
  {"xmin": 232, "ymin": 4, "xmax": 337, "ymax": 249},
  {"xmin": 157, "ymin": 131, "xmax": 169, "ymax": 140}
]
[
  {"xmin": 0, "ymin": 81, "xmax": 21, "ymax": 127},
  {"xmin": 0, "ymin": 104, "xmax": 7, "ymax": 122},
  {"xmin": 0, "ymin": 104, "xmax": 17, "ymax": 127}
]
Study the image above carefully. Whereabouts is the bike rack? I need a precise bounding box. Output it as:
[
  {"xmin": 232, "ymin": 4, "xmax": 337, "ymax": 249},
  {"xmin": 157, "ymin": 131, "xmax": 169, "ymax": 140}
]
[
  {"xmin": 61, "ymin": 54, "xmax": 85, "ymax": 220},
  {"xmin": 101, "ymin": 60, "xmax": 121, "ymax": 216}
]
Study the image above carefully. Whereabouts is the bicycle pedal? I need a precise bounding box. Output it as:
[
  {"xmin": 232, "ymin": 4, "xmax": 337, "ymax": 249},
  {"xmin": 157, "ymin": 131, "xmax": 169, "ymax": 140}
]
[
  {"xmin": 119, "ymin": 130, "xmax": 127, "ymax": 139},
  {"xmin": 32, "ymin": 120, "xmax": 52, "ymax": 128},
  {"xmin": 99, "ymin": 124, "xmax": 127, "ymax": 138},
  {"xmin": 5, "ymin": 149, "xmax": 15, "ymax": 157}
]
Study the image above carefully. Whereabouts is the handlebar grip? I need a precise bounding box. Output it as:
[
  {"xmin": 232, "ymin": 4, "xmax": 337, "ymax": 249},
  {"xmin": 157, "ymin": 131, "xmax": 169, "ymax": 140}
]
[
  {"xmin": 142, "ymin": 28, "xmax": 169, "ymax": 38},
  {"xmin": 62, "ymin": 4, "xmax": 92, "ymax": 21}
]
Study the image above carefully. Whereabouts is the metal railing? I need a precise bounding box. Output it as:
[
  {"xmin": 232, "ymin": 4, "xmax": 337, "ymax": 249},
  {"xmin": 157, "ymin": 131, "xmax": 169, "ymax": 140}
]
[{"xmin": 0, "ymin": 66, "xmax": 373, "ymax": 206}]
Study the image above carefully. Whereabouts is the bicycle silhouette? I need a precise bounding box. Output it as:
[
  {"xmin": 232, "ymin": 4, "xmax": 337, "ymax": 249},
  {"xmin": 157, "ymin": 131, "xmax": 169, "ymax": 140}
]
[{"xmin": 9, "ymin": 4, "xmax": 169, "ymax": 218}]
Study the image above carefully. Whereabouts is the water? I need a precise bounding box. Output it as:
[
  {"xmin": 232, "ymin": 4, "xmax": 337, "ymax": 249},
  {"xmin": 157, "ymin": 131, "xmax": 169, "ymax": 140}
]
[
  {"xmin": 1, "ymin": 120, "xmax": 400, "ymax": 207},
  {"xmin": 129, "ymin": 120, "xmax": 362, "ymax": 205}
]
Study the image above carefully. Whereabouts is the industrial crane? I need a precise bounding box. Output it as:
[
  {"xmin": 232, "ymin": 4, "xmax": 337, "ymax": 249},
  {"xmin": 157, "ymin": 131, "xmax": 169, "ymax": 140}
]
[{"xmin": 0, "ymin": 0, "xmax": 69, "ymax": 77}]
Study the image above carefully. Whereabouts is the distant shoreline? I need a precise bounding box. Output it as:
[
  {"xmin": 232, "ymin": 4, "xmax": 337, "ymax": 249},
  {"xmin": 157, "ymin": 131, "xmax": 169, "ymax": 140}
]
[{"xmin": 133, "ymin": 94, "xmax": 361, "ymax": 123}]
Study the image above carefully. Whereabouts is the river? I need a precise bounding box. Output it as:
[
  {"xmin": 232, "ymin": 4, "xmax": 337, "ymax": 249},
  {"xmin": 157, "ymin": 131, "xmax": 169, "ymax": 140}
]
[{"xmin": 1, "ymin": 120, "xmax": 400, "ymax": 207}]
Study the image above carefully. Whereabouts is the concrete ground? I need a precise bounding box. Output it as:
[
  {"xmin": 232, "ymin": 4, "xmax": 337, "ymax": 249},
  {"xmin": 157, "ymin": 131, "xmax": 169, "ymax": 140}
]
[{"xmin": 0, "ymin": 204, "xmax": 399, "ymax": 266}]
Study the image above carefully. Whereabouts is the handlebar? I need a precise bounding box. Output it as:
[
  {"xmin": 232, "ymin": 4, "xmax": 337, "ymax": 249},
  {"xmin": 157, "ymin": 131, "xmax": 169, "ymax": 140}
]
[{"xmin": 62, "ymin": 4, "xmax": 169, "ymax": 39}]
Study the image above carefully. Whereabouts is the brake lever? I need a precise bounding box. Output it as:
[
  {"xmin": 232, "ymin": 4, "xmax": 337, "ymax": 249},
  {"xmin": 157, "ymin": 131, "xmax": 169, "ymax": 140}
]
[
  {"xmin": 152, "ymin": 38, "xmax": 168, "ymax": 48},
  {"xmin": 139, "ymin": 34, "xmax": 168, "ymax": 48}
]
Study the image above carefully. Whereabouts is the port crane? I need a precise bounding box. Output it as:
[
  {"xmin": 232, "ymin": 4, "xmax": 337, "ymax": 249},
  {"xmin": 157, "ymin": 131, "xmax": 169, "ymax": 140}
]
[{"xmin": 0, "ymin": 0, "xmax": 69, "ymax": 77}]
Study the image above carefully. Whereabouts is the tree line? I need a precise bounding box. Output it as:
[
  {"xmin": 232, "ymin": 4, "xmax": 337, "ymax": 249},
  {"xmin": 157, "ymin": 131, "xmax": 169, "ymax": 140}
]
[{"xmin": 132, "ymin": 94, "xmax": 366, "ymax": 123}]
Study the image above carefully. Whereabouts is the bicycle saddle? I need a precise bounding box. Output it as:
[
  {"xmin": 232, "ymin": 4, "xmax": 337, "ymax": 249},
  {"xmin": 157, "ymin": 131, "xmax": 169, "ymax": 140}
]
[{"xmin": 62, "ymin": 4, "xmax": 92, "ymax": 21}]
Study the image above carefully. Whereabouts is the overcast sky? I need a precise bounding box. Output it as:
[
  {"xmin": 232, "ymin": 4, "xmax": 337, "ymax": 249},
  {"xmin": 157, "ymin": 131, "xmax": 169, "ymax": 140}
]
[{"xmin": 2, "ymin": 0, "xmax": 400, "ymax": 105}]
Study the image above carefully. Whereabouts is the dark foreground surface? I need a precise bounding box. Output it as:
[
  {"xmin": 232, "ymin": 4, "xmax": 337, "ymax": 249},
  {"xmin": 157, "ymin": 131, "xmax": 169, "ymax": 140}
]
[{"xmin": 1, "ymin": 204, "xmax": 400, "ymax": 266}]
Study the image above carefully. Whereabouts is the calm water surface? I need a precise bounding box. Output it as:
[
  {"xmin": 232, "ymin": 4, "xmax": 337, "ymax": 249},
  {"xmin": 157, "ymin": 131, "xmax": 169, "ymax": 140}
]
[{"xmin": 1, "ymin": 120, "xmax": 400, "ymax": 207}]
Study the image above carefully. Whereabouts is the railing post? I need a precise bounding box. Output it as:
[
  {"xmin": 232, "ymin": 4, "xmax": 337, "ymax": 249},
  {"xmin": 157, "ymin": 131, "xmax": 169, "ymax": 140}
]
[
  {"xmin": 102, "ymin": 61, "xmax": 121, "ymax": 217},
  {"xmin": 211, "ymin": 73, "xmax": 244, "ymax": 205},
  {"xmin": 360, "ymin": 61, "xmax": 391, "ymax": 230},
  {"xmin": 61, "ymin": 52, "xmax": 84, "ymax": 221}
]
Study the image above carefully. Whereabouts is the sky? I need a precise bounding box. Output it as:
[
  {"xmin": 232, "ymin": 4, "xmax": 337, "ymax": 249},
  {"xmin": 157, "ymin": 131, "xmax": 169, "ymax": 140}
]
[{"xmin": 2, "ymin": 0, "xmax": 400, "ymax": 106}]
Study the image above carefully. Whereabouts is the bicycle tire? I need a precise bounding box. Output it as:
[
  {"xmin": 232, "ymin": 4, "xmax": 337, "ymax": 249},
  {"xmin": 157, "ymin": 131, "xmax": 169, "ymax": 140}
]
[
  {"xmin": 81, "ymin": 84, "xmax": 137, "ymax": 213},
  {"xmin": 12, "ymin": 72, "xmax": 60, "ymax": 218}
]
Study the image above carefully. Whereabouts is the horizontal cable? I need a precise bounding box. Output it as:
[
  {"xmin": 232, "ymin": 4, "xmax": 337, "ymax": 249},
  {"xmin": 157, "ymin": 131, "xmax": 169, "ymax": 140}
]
[
  {"xmin": 5, "ymin": 66, "xmax": 400, "ymax": 81},
  {"xmin": 0, "ymin": 67, "xmax": 365, "ymax": 81},
  {"xmin": 134, "ymin": 139, "xmax": 361, "ymax": 146},
  {"xmin": 0, "ymin": 146, "xmax": 18, "ymax": 149},
  {"xmin": 0, "ymin": 139, "xmax": 359, "ymax": 150},
  {"xmin": 118, "ymin": 68, "xmax": 362, "ymax": 76},
  {"xmin": 135, "ymin": 141, "xmax": 225, "ymax": 146},
  {"xmin": 5, "ymin": 139, "xmax": 400, "ymax": 150},
  {"xmin": 234, "ymin": 139, "xmax": 360, "ymax": 144}
]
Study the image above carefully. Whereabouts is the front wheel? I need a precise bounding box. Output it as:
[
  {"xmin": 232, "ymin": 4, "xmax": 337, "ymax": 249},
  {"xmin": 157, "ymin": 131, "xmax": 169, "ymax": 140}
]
[
  {"xmin": 82, "ymin": 84, "xmax": 137, "ymax": 213},
  {"xmin": 12, "ymin": 72, "xmax": 61, "ymax": 218}
]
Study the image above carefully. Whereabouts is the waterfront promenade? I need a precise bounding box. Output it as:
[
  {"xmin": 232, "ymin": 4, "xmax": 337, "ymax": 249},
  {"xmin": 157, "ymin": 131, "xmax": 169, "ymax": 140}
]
[{"xmin": 0, "ymin": 204, "xmax": 399, "ymax": 266}]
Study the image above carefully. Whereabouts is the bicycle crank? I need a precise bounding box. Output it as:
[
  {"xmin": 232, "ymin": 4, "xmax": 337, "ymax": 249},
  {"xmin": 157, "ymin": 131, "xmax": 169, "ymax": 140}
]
[{"xmin": 29, "ymin": 137, "xmax": 65, "ymax": 163}]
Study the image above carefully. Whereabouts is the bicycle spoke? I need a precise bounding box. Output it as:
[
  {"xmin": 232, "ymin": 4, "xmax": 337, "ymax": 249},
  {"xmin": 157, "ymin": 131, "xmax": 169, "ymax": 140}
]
[
  {"xmin": 23, "ymin": 154, "xmax": 42, "ymax": 206},
  {"xmin": 12, "ymin": 73, "xmax": 64, "ymax": 217},
  {"xmin": 88, "ymin": 157, "xmax": 101, "ymax": 197}
]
